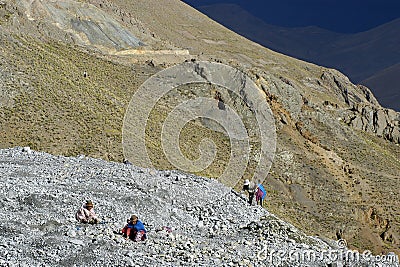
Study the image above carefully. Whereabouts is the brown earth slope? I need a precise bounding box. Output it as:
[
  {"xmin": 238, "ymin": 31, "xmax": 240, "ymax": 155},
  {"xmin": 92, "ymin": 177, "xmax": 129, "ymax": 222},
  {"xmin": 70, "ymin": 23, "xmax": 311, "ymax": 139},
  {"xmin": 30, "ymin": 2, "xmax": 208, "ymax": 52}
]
[{"xmin": 0, "ymin": 0, "xmax": 399, "ymax": 255}]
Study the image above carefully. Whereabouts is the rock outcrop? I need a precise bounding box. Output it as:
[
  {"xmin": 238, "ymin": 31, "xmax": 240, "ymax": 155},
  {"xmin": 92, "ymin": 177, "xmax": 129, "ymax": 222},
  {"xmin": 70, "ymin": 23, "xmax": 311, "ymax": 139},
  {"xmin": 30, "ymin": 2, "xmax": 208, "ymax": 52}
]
[{"xmin": 344, "ymin": 103, "xmax": 400, "ymax": 144}]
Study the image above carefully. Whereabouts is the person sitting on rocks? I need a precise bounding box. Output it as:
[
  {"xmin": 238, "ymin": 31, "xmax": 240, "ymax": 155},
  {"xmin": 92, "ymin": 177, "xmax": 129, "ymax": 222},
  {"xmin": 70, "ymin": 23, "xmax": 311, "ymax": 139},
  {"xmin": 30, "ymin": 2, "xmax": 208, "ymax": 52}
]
[
  {"xmin": 242, "ymin": 179, "xmax": 257, "ymax": 205},
  {"xmin": 121, "ymin": 215, "xmax": 147, "ymax": 241},
  {"xmin": 75, "ymin": 200, "xmax": 99, "ymax": 224}
]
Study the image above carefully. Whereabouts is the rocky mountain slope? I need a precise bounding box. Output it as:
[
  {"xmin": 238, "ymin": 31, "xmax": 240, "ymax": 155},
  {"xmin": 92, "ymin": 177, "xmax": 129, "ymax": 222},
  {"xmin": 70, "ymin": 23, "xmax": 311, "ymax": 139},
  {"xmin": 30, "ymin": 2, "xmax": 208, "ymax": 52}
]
[
  {"xmin": 0, "ymin": 147, "xmax": 399, "ymax": 266},
  {"xmin": 195, "ymin": 4, "xmax": 400, "ymax": 111},
  {"xmin": 0, "ymin": 0, "xmax": 399, "ymax": 256}
]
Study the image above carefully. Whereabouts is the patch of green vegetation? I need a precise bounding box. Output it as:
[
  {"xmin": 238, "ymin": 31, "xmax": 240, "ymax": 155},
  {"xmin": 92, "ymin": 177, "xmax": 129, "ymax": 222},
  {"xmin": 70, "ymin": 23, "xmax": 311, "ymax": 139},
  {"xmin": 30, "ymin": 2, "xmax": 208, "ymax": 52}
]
[{"xmin": 0, "ymin": 34, "xmax": 158, "ymax": 161}]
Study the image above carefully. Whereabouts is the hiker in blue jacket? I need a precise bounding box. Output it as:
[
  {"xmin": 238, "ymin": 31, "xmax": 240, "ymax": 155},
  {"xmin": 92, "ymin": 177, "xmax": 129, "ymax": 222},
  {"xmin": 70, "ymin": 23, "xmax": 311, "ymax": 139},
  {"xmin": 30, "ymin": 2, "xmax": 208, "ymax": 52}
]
[
  {"xmin": 256, "ymin": 183, "xmax": 267, "ymax": 207},
  {"xmin": 122, "ymin": 215, "xmax": 147, "ymax": 241}
]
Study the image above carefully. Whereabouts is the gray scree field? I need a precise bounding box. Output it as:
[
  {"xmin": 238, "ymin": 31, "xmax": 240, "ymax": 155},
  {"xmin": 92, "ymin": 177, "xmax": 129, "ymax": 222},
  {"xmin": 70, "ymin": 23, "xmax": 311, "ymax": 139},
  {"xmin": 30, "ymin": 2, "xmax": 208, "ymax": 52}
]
[{"xmin": 0, "ymin": 147, "xmax": 398, "ymax": 266}]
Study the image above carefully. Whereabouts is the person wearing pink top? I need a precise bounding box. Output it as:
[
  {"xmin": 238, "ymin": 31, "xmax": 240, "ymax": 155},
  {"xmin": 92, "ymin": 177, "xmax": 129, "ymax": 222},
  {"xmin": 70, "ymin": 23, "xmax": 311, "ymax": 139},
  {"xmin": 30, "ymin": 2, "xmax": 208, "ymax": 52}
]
[{"xmin": 75, "ymin": 200, "xmax": 99, "ymax": 224}]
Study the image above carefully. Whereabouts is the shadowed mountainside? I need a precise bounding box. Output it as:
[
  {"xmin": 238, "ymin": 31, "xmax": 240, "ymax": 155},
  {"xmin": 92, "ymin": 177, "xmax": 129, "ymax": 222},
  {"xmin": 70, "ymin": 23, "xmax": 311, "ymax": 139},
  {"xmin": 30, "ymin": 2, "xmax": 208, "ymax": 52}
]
[
  {"xmin": 0, "ymin": 0, "xmax": 399, "ymax": 256},
  {"xmin": 196, "ymin": 3, "xmax": 400, "ymax": 111},
  {"xmin": 361, "ymin": 63, "xmax": 400, "ymax": 110}
]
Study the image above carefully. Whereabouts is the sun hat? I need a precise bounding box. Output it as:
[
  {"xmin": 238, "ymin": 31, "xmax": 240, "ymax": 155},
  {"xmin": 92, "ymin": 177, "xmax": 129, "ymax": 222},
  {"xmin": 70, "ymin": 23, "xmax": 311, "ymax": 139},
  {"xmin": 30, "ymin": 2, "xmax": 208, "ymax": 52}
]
[{"xmin": 85, "ymin": 200, "xmax": 94, "ymax": 207}]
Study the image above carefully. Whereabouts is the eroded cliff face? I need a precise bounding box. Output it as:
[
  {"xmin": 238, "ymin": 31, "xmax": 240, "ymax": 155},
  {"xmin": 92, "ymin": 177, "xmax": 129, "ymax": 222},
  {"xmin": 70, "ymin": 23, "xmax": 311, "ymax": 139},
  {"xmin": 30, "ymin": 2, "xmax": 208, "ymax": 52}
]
[
  {"xmin": 250, "ymin": 67, "xmax": 400, "ymax": 254},
  {"xmin": 0, "ymin": 0, "xmax": 399, "ymax": 255},
  {"xmin": 344, "ymin": 103, "xmax": 400, "ymax": 144},
  {"xmin": 6, "ymin": 0, "xmax": 144, "ymax": 51}
]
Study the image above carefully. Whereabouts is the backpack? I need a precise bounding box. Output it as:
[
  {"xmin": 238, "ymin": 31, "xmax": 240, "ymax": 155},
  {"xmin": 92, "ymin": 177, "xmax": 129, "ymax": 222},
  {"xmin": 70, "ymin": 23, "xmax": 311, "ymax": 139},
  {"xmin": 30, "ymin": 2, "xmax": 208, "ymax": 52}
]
[{"xmin": 258, "ymin": 184, "xmax": 267, "ymax": 199}]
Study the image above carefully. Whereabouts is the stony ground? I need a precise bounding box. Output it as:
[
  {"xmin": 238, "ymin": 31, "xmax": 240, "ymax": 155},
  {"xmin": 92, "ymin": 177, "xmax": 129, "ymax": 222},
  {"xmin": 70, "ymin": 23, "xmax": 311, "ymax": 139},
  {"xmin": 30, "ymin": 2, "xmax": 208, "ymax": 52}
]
[{"xmin": 0, "ymin": 147, "xmax": 399, "ymax": 267}]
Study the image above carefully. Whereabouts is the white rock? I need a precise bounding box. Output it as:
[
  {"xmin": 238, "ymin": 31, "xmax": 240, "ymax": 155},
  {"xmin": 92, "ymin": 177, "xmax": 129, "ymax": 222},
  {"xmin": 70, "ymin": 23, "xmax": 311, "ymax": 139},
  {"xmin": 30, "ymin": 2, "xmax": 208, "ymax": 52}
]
[
  {"xmin": 66, "ymin": 230, "xmax": 77, "ymax": 237},
  {"xmin": 69, "ymin": 239, "xmax": 85, "ymax": 246}
]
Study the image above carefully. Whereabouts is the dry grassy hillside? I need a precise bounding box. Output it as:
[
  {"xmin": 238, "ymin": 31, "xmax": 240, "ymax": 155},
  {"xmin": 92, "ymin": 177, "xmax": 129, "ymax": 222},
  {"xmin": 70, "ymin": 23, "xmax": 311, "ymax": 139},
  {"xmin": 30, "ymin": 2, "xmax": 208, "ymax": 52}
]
[{"xmin": 0, "ymin": 0, "xmax": 399, "ymax": 255}]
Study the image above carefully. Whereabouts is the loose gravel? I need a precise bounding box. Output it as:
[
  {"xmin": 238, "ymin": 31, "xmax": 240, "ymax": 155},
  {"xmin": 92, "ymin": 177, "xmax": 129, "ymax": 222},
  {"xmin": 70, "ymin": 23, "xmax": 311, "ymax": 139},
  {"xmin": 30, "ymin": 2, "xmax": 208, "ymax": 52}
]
[{"xmin": 0, "ymin": 147, "xmax": 398, "ymax": 266}]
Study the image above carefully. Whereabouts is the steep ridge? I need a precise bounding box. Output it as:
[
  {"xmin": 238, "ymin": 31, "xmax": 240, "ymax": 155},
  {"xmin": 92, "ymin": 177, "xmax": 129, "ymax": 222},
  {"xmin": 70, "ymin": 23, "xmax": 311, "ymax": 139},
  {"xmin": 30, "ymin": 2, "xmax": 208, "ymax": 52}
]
[
  {"xmin": 195, "ymin": 4, "xmax": 400, "ymax": 111},
  {"xmin": 320, "ymin": 18, "xmax": 400, "ymax": 82},
  {"xmin": 0, "ymin": 0, "xmax": 399, "ymax": 256},
  {"xmin": 196, "ymin": 3, "xmax": 343, "ymax": 59}
]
